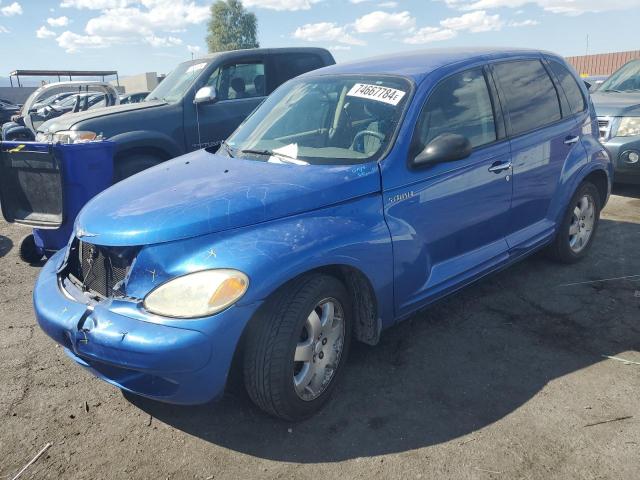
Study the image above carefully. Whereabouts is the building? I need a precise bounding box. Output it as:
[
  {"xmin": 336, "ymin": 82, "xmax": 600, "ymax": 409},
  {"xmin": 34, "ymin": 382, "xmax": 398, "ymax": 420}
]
[
  {"xmin": 113, "ymin": 72, "xmax": 164, "ymax": 94},
  {"xmin": 566, "ymin": 50, "xmax": 640, "ymax": 77}
]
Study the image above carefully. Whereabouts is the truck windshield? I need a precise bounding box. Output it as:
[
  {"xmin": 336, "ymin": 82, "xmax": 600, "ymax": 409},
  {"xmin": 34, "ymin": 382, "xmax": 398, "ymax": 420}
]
[
  {"xmin": 147, "ymin": 60, "xmax": 209, "ymax": 103},
  {"xmin": 225, "ymin": 75, "xmax": 412, "ymax": 165},
  {"xmin": 599, "ymin": 60, "xmax": 640, "ymax": 92}
]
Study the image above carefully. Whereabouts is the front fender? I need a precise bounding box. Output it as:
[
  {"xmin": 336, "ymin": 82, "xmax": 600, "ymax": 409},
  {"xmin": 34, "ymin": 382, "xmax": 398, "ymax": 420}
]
[
  {"xmin": 124, "ymin": 194, "xmax": 395, "ymax": 329},
  {"xmin": 109, "ymin": 130, "xmax": 184, "ymax": 158}
]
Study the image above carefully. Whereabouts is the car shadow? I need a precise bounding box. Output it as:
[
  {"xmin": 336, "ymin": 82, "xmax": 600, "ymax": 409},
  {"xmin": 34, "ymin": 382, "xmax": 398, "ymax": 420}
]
[
  {"xmin": 0, "ymin": 235, "xmax": 13, "ymax": 258},
  {"xmin": 612, "ymin": 183, "xmax": 640, "ymax": 199},
  {"xmin": 128, "ymin": 218, "xmax": 640, "ymax": 463}
]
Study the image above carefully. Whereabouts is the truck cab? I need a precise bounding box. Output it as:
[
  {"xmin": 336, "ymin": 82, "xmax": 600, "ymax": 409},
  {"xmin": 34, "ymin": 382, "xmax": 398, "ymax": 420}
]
[{"xmin": 35, "ymin": 48, "xmax": 335, "ymax": 180}]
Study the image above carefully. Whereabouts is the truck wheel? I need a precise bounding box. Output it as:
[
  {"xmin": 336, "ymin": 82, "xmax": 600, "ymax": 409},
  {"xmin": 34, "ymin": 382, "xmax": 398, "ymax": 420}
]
[
  {"xmin": 114, "ymin": 154, "xmax": 163, "ymax": 182},
  {"xmin": 547, "ymin": 181, "xmax": 601, "ymax": 264},
  {"xmin": 243, "ymin": 274, "xmax": 352, "ymax": 421},
  {"xmin": 19, "ymin": 234, "xmax": 43, "ymax": 264}
]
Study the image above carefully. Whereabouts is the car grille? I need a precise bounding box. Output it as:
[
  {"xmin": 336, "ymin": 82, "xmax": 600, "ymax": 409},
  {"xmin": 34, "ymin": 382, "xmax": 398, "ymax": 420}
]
[
  {"xmin": 597, "ymin": 117, "xmax": 612, "ymax": 141},
  {"xmin": 66, "ymin": 239, "xmax": 139, "ymax": 298}
]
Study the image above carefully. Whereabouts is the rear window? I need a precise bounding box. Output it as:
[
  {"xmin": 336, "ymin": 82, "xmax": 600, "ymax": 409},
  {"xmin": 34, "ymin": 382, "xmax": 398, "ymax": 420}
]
[
  {"xmin": 548, "ymin": 60, "xmax": 587, "ymax": 115},
  {"xmin": 274, "ymin": 54, "xmax": 326, "ymax": 84},
  {"xmin": 493, "ymin": 60, "xmax": 562, "ymax": 136}
]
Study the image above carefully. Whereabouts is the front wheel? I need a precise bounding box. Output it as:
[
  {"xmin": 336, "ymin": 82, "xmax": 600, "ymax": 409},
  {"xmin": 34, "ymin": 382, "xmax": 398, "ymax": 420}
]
[
  {"xmin": 547, "ymin": 181, "xmax": 601, "ymax": 263},
  {"xmin": 243, "ymin": 274, "xmax": 352, "ymax": 421}
]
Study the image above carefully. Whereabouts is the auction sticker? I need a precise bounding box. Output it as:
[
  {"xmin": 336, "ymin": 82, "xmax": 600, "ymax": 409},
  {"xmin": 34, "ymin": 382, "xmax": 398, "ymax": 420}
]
[{"xmin": 347, "ymin": 83, "xmax": 406, "ymax": 106}]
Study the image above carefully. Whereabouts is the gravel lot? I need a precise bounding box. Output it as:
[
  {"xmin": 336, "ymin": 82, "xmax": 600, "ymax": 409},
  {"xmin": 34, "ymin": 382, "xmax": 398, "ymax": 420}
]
[{"xmin": 1, "ymin": 186, "xmax": 638, "ymax": 480}]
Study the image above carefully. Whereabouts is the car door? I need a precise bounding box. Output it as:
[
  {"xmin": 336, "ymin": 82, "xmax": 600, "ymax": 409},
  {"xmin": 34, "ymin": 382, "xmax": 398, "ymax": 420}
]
[
  {"xmin": 491, "ymin": 58, "xmax": 583, "ymax": 253},
  {"xmin": 385, "ymin": 66, "xmax": 513, "ymax": 317},
  {"xmin": 186, "ymin": 56, "xmax": 268, "ymax": 150}
]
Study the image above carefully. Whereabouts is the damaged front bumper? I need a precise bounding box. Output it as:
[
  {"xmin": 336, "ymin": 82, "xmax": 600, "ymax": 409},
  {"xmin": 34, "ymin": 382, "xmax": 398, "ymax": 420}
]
[{"xmin": 33, "ymin": 250, "xmax": 261, "ymax": 405}]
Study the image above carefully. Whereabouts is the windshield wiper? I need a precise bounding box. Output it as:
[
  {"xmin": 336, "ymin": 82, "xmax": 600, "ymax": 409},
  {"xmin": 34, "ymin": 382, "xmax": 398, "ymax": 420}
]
[
  {"xmin": 220, "ymin": 140, "xmax": 235, "ymax": 158},
  {"xmin": 601, "ymin": 88, "xmax": 622, "ymax": 93},
  {"xmin": 239, "ymin": 148, "xmax": 304, "ymax": 164}
]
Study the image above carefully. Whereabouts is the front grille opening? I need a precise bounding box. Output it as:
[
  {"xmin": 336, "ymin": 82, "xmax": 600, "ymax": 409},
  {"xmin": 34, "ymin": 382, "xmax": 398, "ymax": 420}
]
[{"xmin": 65, "ymin": 239, "xmax": 140, "ymax": 298}]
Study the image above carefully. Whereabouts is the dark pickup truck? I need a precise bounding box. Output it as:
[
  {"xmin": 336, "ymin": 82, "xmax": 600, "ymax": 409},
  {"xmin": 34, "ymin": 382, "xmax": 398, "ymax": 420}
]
[{"xmin": 35, "ymin": 47, "xmax": 335, "ymax": 180}]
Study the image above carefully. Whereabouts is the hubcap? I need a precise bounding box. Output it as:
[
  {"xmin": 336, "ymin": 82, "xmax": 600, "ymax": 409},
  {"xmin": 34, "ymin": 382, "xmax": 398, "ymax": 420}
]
[
  {"xmin": 569, "ymin": 193, "xmax": 595, "ymax": 253},
  {"xmin": 293, "ymin": 298, "xmax": 345, "ymax": 401}
]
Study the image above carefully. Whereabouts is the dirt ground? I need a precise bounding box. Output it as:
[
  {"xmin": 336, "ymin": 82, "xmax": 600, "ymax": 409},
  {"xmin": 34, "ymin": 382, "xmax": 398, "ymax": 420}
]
[{"xmin": 0, "ymin": 186, "xmax": 638, "ymax": 480}]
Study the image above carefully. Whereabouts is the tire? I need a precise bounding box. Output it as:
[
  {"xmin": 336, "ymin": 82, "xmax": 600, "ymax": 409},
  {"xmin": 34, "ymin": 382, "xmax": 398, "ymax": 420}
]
[
  {"xmin": 114, "ymin": 153, "xmax": 163, "ymax": 182},
  {"xmin": 547, "ymin": 181, "xmax": 601, "ymax": 264},
  {"xmin": 19, "ymin": 234, "xmax": 43, "ymax": 264},
  {"xmin": 243, "ymin": 274, "xmax": 352, "ymax": 421}
]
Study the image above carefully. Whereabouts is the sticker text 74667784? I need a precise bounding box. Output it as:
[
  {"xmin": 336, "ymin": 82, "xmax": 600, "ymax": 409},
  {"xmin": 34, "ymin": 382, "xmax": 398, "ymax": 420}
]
[{"xmin": 347, "ymin": 83, "xmax": 406, "ymax": 106}]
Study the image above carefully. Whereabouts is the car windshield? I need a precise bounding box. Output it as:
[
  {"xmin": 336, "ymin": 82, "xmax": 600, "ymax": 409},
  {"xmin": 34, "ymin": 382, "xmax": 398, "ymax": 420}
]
[
  {"xmin": 599, "ymin": 60, "xmax": 640, "ymax": 92},
  {"xmin": 224, "ymin": 75, "xmax": 412, "ymax": 165},
  {"xmin": 147, "ymin": 60, "xmax": 209, "ymax": 103}
]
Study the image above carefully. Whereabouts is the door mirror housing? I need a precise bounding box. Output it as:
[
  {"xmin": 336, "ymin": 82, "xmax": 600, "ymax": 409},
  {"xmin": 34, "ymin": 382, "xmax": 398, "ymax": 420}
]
[
  {"xmin": 194, "ymin": 86, "xmax": 217, "ymax": 105},
  {"xmin": 412, "ymin": 133, "xmax": 472, "ymax": 168}
]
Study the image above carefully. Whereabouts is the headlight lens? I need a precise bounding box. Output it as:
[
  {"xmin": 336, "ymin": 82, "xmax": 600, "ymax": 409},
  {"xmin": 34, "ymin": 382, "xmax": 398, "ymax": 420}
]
[
  {"xmin": 616, "ymin": 117, "xmax": 640, "ymax": 137},
  {"xmin": 36, "ymin": 130, "xmax": 98, "ymax": 144},
  {"xmin": 143, "ymin": 269, "xmax": 249, "ymax": 318}
]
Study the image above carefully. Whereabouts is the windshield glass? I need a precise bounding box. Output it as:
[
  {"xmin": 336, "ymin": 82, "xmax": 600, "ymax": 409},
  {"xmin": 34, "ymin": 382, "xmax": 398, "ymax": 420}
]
[
  {"xmin": 225, "ymin": 75, "xmax": 411, "ymax": 165},
  {"xmin": 599, "ymin": 60, "xmax": 640, "ymax": 92},
  {"xmin": 147, "ymin": 60, "xmax": 209, "ymax": 103}
]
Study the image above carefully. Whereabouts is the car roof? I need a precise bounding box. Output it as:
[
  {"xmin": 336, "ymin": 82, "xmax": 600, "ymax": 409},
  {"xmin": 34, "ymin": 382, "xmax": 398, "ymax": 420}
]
[{"xmin": 304, "ymin": 47, "xmax": 560, "ymax": 84}]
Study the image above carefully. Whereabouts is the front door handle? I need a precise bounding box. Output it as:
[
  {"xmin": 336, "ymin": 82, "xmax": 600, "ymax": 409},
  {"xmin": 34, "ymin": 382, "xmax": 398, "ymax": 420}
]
[
  {"xmin": 488, "ymin": 161, "xmax": 512, "ymax": 173},
  {"xmin": 564, "ymin": 135, "xmax": 580, "ymax": 145}
]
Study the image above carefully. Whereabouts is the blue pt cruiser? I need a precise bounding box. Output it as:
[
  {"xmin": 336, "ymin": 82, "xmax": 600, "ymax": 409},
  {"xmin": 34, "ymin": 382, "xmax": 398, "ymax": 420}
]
[{"xmin": 35, "ymin": 48, "xmax": 612, "ymax": 420}]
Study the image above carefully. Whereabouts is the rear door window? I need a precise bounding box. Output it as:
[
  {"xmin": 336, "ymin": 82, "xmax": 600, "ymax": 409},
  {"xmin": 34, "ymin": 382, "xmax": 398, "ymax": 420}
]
[
  {"xmin": 415, "ymin": 67, "xmax": 497, "ymax": 150},
  {"xmin": 493, "ymin": 60, "xmax": 562, "ymax": 136},
  {"xmin": 205, "ymin": 62, "xmax": 266, "ymax": 100},
  {"xmin": 548, "ymin": 60, "xmax": 587, "ymax": 115}
]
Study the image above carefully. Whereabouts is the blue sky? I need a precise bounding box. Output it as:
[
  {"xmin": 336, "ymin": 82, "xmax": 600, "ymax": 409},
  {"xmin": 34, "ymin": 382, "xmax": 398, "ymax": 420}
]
[{"xmin": 0, "ymin": 0, "xmax": 639, "ymax": 77}]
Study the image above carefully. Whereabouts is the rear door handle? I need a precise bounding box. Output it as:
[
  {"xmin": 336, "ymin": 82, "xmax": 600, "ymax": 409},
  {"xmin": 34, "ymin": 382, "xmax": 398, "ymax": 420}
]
[
  {"xmin": 564, "ymin": 135, "xmax": 580, "ymax": 145},
  {"xmin": 488, "ymin": 161, "xmax": 512, "ymax": 173}
]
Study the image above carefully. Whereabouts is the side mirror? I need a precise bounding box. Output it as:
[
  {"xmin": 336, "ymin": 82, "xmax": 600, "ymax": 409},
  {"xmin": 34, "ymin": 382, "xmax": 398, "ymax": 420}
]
[
  {"xmin": 412, "ymin": 133, "xmax": 472, "ymax": 168},
  {"xmin": 194, "ymin": 86, "xmax": 217, "ymax": 105},
  {"xmin": 583, "ymin": 81, "xmax": 592, "ymax": 91}
]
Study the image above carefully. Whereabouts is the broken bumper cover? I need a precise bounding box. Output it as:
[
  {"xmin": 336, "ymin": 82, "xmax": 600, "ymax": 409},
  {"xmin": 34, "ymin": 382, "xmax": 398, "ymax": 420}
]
[{"xmin": 33, "ymin": 251, "xmax": 260, "ymax": 405}]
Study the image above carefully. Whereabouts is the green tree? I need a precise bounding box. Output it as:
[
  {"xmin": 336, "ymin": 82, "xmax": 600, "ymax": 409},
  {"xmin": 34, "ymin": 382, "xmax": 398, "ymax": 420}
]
[{"xmin": 206, "ymin": 0, "xmax": 259, "ymax": 53}]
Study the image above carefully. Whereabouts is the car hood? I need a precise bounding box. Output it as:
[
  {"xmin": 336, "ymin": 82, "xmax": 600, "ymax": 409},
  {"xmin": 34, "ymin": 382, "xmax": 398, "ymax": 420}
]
[
  {"xmin": 591, "ymin": 91, "xmax": 640, "ymax": 117},
  {"xmin": 75, "ymin": 150, "xmax": 381, "ymax": 246},
  {"xmin": 37, "ymin": 100, "xmax": 168, "ymax": 133}
]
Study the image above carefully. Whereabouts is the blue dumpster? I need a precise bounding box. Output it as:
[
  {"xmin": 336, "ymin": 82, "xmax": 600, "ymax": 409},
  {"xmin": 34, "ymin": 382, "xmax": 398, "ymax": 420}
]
[{"xmin": 0, "ymin": 140, "xmax": 115, "ymax": 262}]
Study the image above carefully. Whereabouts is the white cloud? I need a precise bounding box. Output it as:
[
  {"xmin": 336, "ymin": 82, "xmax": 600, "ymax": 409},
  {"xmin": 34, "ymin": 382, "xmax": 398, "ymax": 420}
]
[
  {"xmin": 36, "ymin": 25, "xmax": 57, "ymax": 38},
  {"xmin": 243, "ymin": 0, "xmax": 320, "ymax": 10},
  {"xmin": 442, "ymin": 0, "xmax": 640, "ymax": 15},
  {"xmin": 56, "ymin": 31, "xmax": 111, "ymax": 52},
  {"xmin": 440, "ymin": 10, "xmax": 503, "ymax": 32},
  {"xmin": 0, "ymin": 25, "xmax": 9, "ymax": 33},
  {"xmin": 1, "ymin": 2, "xmax": 22, "ymax": 16},
  {"xmin": 54, "ymin": 1, "xmax": 210, "ymax": 52},
  {"xmin": 329, "ymin": 45, "xmax": 352, "ymax": 51},
  {"xmin": 378, "ymin": 1, "xmax": 398, "ymax": 7},
  {"xmin": 47, "ymin": 15, "xmax": 69, "ymax": 27},
  {"xmin": 293, "ymin": 22, "xmax": 365, "ymax": 46},
  {"xmin": 509, "ymin": 19, "xmax": 538, "ymax": 27},
  {"xmin": 187, "ymin": 44, "xmax": 201, "ymax": 54},
  {"xmin": 145, "ymin": 34, "xmax": 182, "ymax": 47},
  {"xmin": 404, "ymin": 10, "xmax": 502, "ymax": 44},
  {"xmin": 404, "ymin": 26, "xmax": 456, "ymax": 44},
  {"xmin": 354, "ymin": 10, "xmax": 415, "ymax": 33},
  {"xmin": 60, "ymin": 0, "xmax": 133, "ymax": 9}
]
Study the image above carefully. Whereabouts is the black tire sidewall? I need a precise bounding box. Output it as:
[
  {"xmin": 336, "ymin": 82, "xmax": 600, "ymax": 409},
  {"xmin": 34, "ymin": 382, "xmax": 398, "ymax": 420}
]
[
  {"xmin": 279, "ymin": 277, "xmax": 352, "ymax": 419},
  {"xmin": 19, "ymin": 234, "xmax": 42, "ymax": 264},
  {"xmin": 114, "ymin": 154, "xmax": 162, "ymax": 182}
]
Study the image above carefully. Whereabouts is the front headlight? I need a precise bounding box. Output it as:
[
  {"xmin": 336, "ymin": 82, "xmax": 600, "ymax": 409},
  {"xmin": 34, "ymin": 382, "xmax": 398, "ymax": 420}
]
[
  {"xmin": 615, "ymin": 117, "xmax": 640, "ymax": 137},
  {"xmin": 143, "ymin": 269, "xmax": 249, "ymax": 318},
  {"xmin": 38, "ymin": 130, "xmax": 98, "ymax": 144}
]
